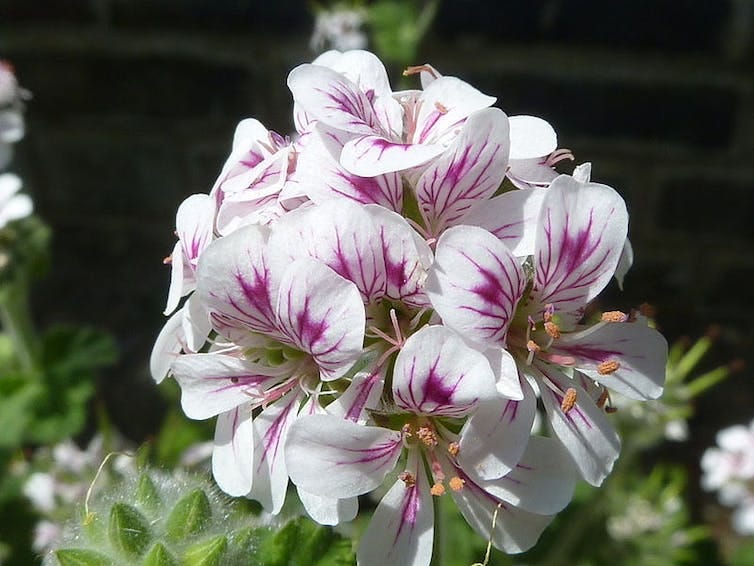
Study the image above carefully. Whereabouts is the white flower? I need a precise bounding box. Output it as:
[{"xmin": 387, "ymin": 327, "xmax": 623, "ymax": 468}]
[
  {"xmin": 23, "ymin": 472, "xmax": 56, "ymax": 513},
  {"xmin": 311, "ymin": 7, "xmax": 368, "ymax": 53},
  {"xmin": 0, "ymin": 173, "xmax": 32, "ymax": 229},
  {"xmin": 701, "ymin": 419, "xmax": 754, "ymax": 535}
]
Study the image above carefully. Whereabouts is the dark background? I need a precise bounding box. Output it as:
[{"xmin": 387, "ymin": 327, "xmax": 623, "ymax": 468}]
[{"xmin": 1, "ymin": 0, "xmax": 752, "ymax": 519}]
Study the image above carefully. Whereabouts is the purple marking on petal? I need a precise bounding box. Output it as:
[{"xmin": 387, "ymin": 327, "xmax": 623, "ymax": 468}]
[
  {"xmin": 536, "ymin": 206, "xmax": 617, "ymax": 306},
  {"xmin": 345, "ymin": 371, "xmax": 383, "ymax": 422},
  {"xmin": 395, "ymin": 358, "xmax": 475, "ymax": 417},
  {"xmin": 417, "ymin": 110, "xmax": 442, "ymax": 144},
  {"xmin": 456, "ymin": 249, "xmax": 519, "ymax": 335},
  {"xmin": 336, "ymin": 438, "xmax": 402, "ymax": 467},
  {"xmin": 257, "ymin": 392, "xmax": 298, "ymax": 471},
  {"xmin": 395, "ymin": 481, "xmax": 421, "ymax": 544}
]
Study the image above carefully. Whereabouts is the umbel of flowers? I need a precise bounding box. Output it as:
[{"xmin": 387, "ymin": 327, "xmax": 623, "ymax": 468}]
[{"xmin": 151, "ymin": 50, "xmax": 667, "ymax": 565}]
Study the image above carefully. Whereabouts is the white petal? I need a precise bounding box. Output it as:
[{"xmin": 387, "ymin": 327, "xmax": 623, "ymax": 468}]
[
  {"xmin": 534, "ymin": 175, "xmax": 628, "ymax": 325},
  {"xmin": 212, "ymin": 406, "xmax": 254, "ymax": 496},
  {"xmin": 463, "ymin": 188, "xmax": 546, "ymax": 257},
  {"xmin": 365, "ymin": 204, "xmax": 432, "ymax": 307},
  {"xmin": 614, "ymin": 238, "xmax": 634, "ymax": 290},
  {"xmin": 285, "ymin": 414, "xmax": 402, "ymax": 498},
  {"xmin": 358, "ymin": 451, "xmax": 434, "ymax": 566},
  {"xmin": 270, "ymin": 200, "xmax": 387, "ymax": 303},
  {"xmin": 426, "ymin": 225, "xmax": 525, "ymax": 348},
  {"xmin": 414, "ymin": 107, "xmax": 509, "ymax": 232},
  {"xmin": 172, "ymin": 353, "xmax": 283, "ymax": 420},
  {"xmin": 508, "ymin": 115, "xmax": 557, "ymax": 160},
  {"xmin": 287, "ymin": 64, "xmax": 382, "ymax": 136},
  {"xmin": 393, "ymin": 325, "xmax": 497, "ymax": 417},
  {"xmin": 478, "ymin": 436, "xmax": 576, "ymax": 515},
  {"xmin": 248, "ymin": 391, "xmax": 303, "ymax": 514},
  {"xmin": 326, "ymin": 363, "xmax": 385, "ymax": 423},
  {"xmin": 449, "ymin": 468, "xmax": 554, "ymax": 554},
  {"xmin": 552, "ymin": 321, "xmax": 667, "ymax": 400},
  {"xmin": 298, "ymin": 488, "xmax": 358, "ymax": 526},
  {"xmin": 485, "ymin": 347, "xmax": 523, "ymax": 400},
  {"xmin": 458, "ymin": 378, "xmax": 536, "ymax": 480},
  {"xmin": 537, "ymin": 363, "xmax": 621, "ymax": 486},
  {"xmin": 341, "ymin": 134, "xmax": 446, "ymax": 176},
  {"xmin": 275, "ymin": 257, "xmax": 365, "ymax": 380},
  {"xmin": 296, "ymin": 124, "xmax": 403, "ymax": 211},
  {"xmin": 196, "ymin": 224, "xmax": 282, "ymax": 337},
  {"xmin": 150, "ymin": 308, "xmax": 185, "ymax": 383},
  {"xmin": 412, "ymin": 76, "xmax": 496, "ymax": 146}
]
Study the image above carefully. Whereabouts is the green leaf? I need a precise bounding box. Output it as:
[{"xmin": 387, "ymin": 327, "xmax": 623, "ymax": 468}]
[
  {"xmin": 142, "ymin": 543, "xmax": 179, "ymax": 566},
  {"xmin": 108, "ymin": 503, "xmax": 152, "ymax": 558},
  {"xmin": 731, "ymin": 540, "xmax": 754, "ymax": 566},
  {"xmin": 55, "ymin": 548, "xmax": 114, "ymax": 566},
  {"xmin": 183, "ymin": 535, "xmax": 227, "ymax": 566},
  {"xmin": 0, "ymin": 378, "xmax": 43, "ymax": 447},
  {"xmin": 165, "ymin": 488, "xmax": 212, "ymax": 540},
  {"xmin": 254, "ymin": 517, "xmax": 355, "ymax": 566}
]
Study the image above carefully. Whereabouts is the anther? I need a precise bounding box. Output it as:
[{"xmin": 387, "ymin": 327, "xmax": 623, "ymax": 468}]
[
  {"xmin": 447, "ymin": 442, "xmax": 460, "ymax": 457},
  {"xmin": 430, "ymin": 482, "xmax": 446, "ymax": 496},
  {"xmin": 163, "ymin": 255, "xmax": 173, "ymax": 264},
  {"xmin": 449, "ymin": 477, "xmax": 465, "ymax": 492},
  {"xmin": 560, "ymin": 388, "xmax": 577, "ymax": 413},
  {"xmin": 544, "ymin": 321, "xmax": 561, "ymax": 340},
  {"xmin": 526, "ymin": 340, "xmax": 541, "ymax": 365},
  {"xmin": 601, "ymin": 311, "xmax": 628, "ymax": 323},
  {"xmin": 434, "ymin": 101, "xmax": 449, "ymax": 114},
  {"xmin": 399, "ymin": 471, "xmax": 416, "ymax": 487},
  {"xmin": 543, "ymin": 304, "xmax": 555, "ymax": 323},
  {"xmin": 402, "ymin": 64, "xmax": 438, "ymax": 78},
  {"xmin": 416, "ymin": 425, "xmax": 438, "ymax": 447},
  {"xmin": 597, "ymin": 360, "xmax": 621, "ymax": 375},
  {"xmin": 401, "ymin": 423, "xmax": 414, "ymax": 438}
]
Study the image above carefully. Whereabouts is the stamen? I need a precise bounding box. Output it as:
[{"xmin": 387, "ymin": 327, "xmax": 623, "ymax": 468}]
[
  {"xmin": 403, "ymin": 64, "xmax": 438, "ymax": 79},
  {"xmin": 597, "ymin": 360, "xmax": 621, "ymax": 375},
  {"xmin": 163, "ymin": 255, "xmax": 173, "ymax": 264},
  {"xmin": 416, "ymin": 425, "xmax": 438, "ymax": 447},
  {"xmin": 526, "ymin": 340, "xmax": 541, "ymax": 365},
  {"xmin": 527, "ymin": 316, "xmax": 537, "ymax": 332},
  {"xmin": 390, "ymin": 309, "xmax": 404, "ymax": 345},
  {"xmin": 601, "ymin": 310, "xmax": 628, "ymax": 323},
  {"xmin": 448, "ymin": 477, "xmax": 465, "ymax": 492},
  {"xmin": 543, "ymin": 304, "xmax": 555, "ymax": 323},
  {"xmin": 430, "ymin": 482, "xmax": 446, "ymax": 496},
  {"xmin": 544, "ymin": 149, "xmax": 575, "ymax": 167},
  {"xmin": 447, "ymin": 442, "xmax": 460, "ymax": 457},
  {"xmin": 401, "ymin": 423, "xmax": 414, "ymax": 438},
  {"xmin": 560, "ymin": 388, "xmax": 577, "ymax": 413},
  {"xmin": 544, "ymin": 321, "xmax": 561, "ymax": 340},
  {"xmin": 399, "ymin": 471, "xmax": 416, "ymax": 488}
]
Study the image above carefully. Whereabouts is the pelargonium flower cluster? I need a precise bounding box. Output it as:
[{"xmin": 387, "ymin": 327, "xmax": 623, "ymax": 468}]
[
  {"xmin": 152, "ymin": 49, "xmax": 667, "ymax": 565},
  {"xmin": 701, "ymin": 419, "xmax": 754, "ymax": 535}
]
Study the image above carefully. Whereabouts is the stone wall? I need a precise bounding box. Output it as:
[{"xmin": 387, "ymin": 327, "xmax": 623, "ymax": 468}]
[{"xmin": 1, "ymin": 1, "xmax": 752, "ymax": 463}]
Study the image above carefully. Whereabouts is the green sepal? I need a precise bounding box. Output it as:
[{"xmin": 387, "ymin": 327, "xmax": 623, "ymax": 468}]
[
  {"xmin": 182, "ymin": 535, "xmax": 228, "ymax": 566},
  {"xmin": 135, "ymin": 472, "xmax": 161, "ymax": 512},
  {"xmin": 55, "ymin": 548, "xmax": 113, "ymax": 566},
  {"xmin": 254, "ymin": 517, "xmax": 356, "ymax": 566},
  {"xmin": 141, "ymin": 542, "xmax": 179, "ymax": 566},
  {"xmin": 165, "ymin": 488, "xmax": 211, "ymax": 540},
  {"xmin": 108, "ymin": 503, "xmax": 152, "ymax": 558}
]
